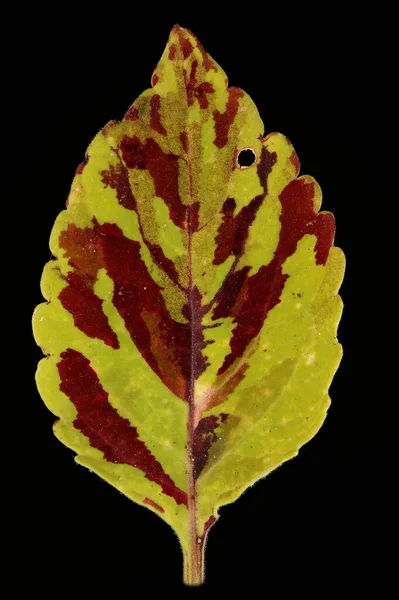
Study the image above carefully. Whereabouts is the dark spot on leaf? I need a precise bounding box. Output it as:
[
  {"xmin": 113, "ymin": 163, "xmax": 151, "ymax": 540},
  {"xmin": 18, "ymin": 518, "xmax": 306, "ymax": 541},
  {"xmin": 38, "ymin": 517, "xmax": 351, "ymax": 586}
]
[
  {"xmin": 168, "ymin": 44, "xmax": 176, "ymax": 60},
  {"xmin": 180, "ymin": 131, "xmax": 188, "ymax": 153},
  {"xmin": 76, "ymin": 155, "xmax": 88, "ymax": 175},
  {"xmin": 57, "ymin": 349, "xmax": 188, "ymax": 506},
  {"xmin": 124, "ymin": 106, "xmax": 139, "ymax": 121},
  {"xmin": 213, "ymin": 87, "xmax": 244, "ymax": 149},
  {"xmin": 143, "ymin": 497, "xmax": 165, "ymax": 513}
]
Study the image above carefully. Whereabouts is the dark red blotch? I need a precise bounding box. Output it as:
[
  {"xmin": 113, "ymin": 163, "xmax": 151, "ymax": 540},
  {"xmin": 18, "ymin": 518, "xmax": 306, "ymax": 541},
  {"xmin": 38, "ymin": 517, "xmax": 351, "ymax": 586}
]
[
  {"xmin": 145, "ymin": 240, "xmax": 179, "ymax": 283},
  {"xmin": 168, "ymin": 44, "xmax": 177, "ymax": 60},
  {"xmin": 120, "ymin": 135, "xmax": 186, "ymax": 229},
  {"xmin": 59, "ymin": 273, "xmax": 119, "ymax": 349},
  {"xmin": 150, "ymin": 94, "xmax": 167, "ymax": 136},
  {"xmin": 213, "ymin": 88, "xmax": 244, "ymax": 149},
  {"xmin": 210, "ymin": 147, "xmax": 277, "ymax": 317},
  {"xmin": 57, "ymin": 349, "xmax": 187, "ymax": 506},
  {"xmin": 193, "ymin": 413, "xmax": 229, "ymax": 479},
  {"xmin": 180, "ymin": 132, "xmax": 188, "ymax": 153},
  {"xmin": 175, "ymin": 28, "xmax": 194, "ymax": 59},
  {"xmin": 182, "ymin": 286, "xmax": 208, "ymax": 382},
  {"xmin": 75, "ymin": 155, "xmax": 88, "ymax": 175},
  {"xmin": 257, "ymin": 146, "xmax": 278, "ymax": 189},
  {"xmin": 101, "ymin": 158, "xmax": 180, "ymax": 286},
  {"xmin": 101, "ymin": 163, "xmax": 137, "ymax": 211},
  {"xmin": 58, "ymin": 223, "xmax": 119, "ymax": 350},
  {"xmin": 213, "ymin": 195, "xmax": 264, "ymax": 265},
  {"xmin": 124, "ymin": 106, "xmax": 139, "ymax": 121},
  {"xmin": 60, "ymin": 219, "xmax": 207, "ymax": 400},
  {"xmin": 143, "ymin": 497, "xmax": 165, "ymax": 513},
  {"xmin": 185, "ymin": 60, "xmax": 215, "ymax": 109},
  {"xmin": 215, "ymin": 177, "xmax": 336, "ymax": 374},
  {"xmin": 197, "ymin": 42, "xmax": 217, "ymax": 72}
]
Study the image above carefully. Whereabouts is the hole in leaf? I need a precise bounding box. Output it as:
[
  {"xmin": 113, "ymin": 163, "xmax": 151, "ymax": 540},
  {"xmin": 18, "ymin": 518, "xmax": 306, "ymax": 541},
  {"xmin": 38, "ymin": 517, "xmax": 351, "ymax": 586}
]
[{"xmin": 237, "ymin": 148, "xmax": 256, "ymax": 169}]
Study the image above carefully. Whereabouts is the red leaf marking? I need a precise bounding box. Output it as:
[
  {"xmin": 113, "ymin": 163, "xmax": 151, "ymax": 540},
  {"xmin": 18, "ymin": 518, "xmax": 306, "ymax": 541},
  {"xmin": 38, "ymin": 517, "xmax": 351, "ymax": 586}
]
[
  {"xmin": 195, "ymin": 82, "xmax": 215, "ymax": 110},
  {"xmin": 278, "ymin": 178, "xmax": 335, "ymax": 266},
  {"xmin": 216, "ymin": 177, "xmax": 336, "ymax": 374},
  {"xmin": 145, "ymin": 241, "xmax": 180, "ymax": 282},
  {"xmin": 75, "ymin": 155, "xmax": 88, "ymax": 175},
  {"xmin": 119, "ymin": 135, "xmax": 147, "ymax": 170},
  {"xmin": 101, "ymin": 160, "xmax": 180, "ymax": 287},
  {"xmin": 213, "ymin": 195, "xmax": 264, "ymax": 265},
  {"xmin": 57, "ymin": 349, "xmax": 187, "ymax": 507},
  {"xmin": 58, "ymin": 226, "xmax": 119, "ymax": 348},
  {"xmin": 180, "ymin": 131, "xmax": 188, "ymax": 153},
  {"xmin": 213, "ymin": 88, "xmax": 244, "ymax": 149},
  {"xmin": 143, "ymin": 497, "xmax": 165, "ymax": 513},
  {"xmin": 186, "ymin": 60, "xmax": 215, "ymax": 109},
  {"xmin": 197, "ymin": 514, "xmax": 217, "ymax": 557},
  {"xmin": 150, "ymin": 94, "xmax": 167, "ymax": 136},
  {"xmin": 217, "ymin": 264, "xmax": 288, "ymax": 374},
  {"xmin": 257, "ymin": 145, "xmax": 278, "ymax": 188},
  {"xmin": 60, "ymin": 220, "xmax": 207, "ymax": 400},
  {"xmin": 193, "ymin": 413, "xmax": 229, "ymax": 480},
  {"xmin": 181, "ymin": 285, "xmax": 208, "ymax": 382},
  {"xmin": 212, "ymin": 267, "xmax": 250, "ymax": 320},
  {"xmin": 197, "ymin": 42, "xmax": 217, "ymax": 72},
  {"xmin": 204, "ymin": 515, "xmax": 216, "ymax": 533},
  {"xmin": 101, "ymin": 163, "xmax": 137, "ymax": 211},
  {"xmin": 175, "ymin": 27, "xmax": 194, "ymax": 59},
  {"xmin": 124, "ymin": 106, "xmax": 139, "ymax": 121},
  {"xmin": 187, "ymin": 60, "xmax": 198, "ymax": 106},
  {"xmin": 289, "ymin": 149, "xmax": 300, "ymax": 176},
  {"xmin": 120, "ymin": 135, "xmax": 186, "ymax": 229},
  {"xmin": 168, "ymin": 44, "xmax": 177, "ymax": 60},
  {"xmin": 59, "ymin": 273, "xmax": 119, "ymax": 349},
  {"xmin": 187, "ymin": 201, "xmax": 200, "ymax": 233},
  {"xmin": 59, "ymin": 225, "xmax": 103, "ymax": 282},
  {"xmin": 175, "ymin": 25, "xmax": 217, "ymax": 72},
  {"xmin": 209, "ymin": 147, "xmax": 277, "ymax": 316}
]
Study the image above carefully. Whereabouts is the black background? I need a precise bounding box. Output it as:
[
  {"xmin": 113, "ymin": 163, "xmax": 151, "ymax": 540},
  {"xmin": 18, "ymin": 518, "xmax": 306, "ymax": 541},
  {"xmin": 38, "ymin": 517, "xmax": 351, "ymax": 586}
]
[{"xmin": 14, "ymin": 7, "xmax": 385, "ymax": 599}]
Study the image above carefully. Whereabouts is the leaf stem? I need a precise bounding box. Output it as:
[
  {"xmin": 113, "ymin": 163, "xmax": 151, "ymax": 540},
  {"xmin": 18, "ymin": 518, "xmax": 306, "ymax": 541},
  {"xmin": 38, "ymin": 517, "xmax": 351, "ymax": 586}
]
[{"xmin": 184, "ymin": 407, "xmax": 204, "ymax": 585}]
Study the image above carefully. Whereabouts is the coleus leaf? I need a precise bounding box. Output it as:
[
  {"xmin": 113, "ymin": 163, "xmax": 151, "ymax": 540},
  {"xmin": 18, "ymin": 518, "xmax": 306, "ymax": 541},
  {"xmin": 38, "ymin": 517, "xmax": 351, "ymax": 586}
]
[{"xmin": 32, "ymin": 25, "xmax": 344, "ymax": 586}]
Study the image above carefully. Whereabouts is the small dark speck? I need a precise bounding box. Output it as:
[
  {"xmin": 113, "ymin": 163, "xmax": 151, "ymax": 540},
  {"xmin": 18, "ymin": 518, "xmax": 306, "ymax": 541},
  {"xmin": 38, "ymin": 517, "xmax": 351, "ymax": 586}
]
[{"xmin": 297, "ymin": 293, "xmax": 302, "ymax": 297}]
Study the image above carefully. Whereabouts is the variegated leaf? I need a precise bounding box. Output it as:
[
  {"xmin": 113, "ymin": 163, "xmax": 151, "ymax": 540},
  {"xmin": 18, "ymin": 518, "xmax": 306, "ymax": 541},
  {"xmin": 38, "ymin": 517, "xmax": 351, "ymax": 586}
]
[{"xmin": 33, "ymin": 25, "xmax": 344, "ymax": 585}]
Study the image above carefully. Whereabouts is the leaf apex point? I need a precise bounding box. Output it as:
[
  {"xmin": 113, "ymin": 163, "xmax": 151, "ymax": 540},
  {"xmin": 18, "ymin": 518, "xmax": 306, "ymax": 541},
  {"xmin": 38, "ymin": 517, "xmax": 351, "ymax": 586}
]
[{"xmin": 171, "ymin": 24, "xmax": 183, "ymax": 34}]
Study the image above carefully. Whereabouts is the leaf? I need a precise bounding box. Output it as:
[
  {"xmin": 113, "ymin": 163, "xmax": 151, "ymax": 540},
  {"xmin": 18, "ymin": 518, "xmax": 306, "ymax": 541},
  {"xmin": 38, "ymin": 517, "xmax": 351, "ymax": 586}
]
[{"xmin": 32, "ymin": 25, "xmax": 345, "ymax": 586}]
